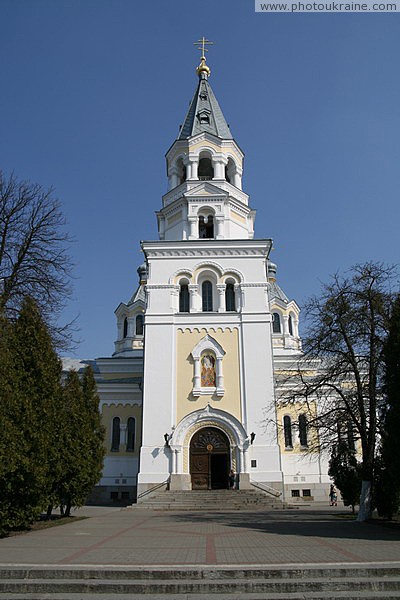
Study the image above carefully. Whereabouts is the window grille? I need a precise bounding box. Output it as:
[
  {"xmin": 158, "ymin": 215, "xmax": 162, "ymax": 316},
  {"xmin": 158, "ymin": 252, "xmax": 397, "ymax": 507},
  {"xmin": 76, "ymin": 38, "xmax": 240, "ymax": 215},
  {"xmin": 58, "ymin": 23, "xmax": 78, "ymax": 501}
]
[
  {"xmin": 111, "ymin": 417, "xmax": 120, "ymax": 451},
  {"xmin": 126, "ymin": 417, "xmax": 135, "ymax": 452},
  {"xmin": 284, "ymin": 415, "xmax": 293, "ymax": 448},
  {"xmin": 225, "ymin": 283, "xmax": 236, "ymax": 311},
  {"xmin": 179, "ymin": 284, "xmax": 190, "ymax": 312},
  {"xmin": 202, "ymin": 281, "xmax": 213, "ymax": 312},
  {"xmin": 272, "ymin": 312, "xmax": 281, "ymax": 333}
]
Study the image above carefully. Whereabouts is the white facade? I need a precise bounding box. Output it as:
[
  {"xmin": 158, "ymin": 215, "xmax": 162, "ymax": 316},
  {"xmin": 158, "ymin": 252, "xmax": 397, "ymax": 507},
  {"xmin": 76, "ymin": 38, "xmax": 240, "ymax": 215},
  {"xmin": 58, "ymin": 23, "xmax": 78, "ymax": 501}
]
[{"xmin": 137, "ymin": 237, "xmax": 283, "ymax": 495}]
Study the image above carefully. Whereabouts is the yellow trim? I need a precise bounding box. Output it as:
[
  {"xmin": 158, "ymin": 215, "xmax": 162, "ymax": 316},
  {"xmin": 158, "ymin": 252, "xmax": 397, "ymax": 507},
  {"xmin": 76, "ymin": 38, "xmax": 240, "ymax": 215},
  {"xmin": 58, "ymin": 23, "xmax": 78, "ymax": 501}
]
[
  {"xmin": 176, "ymin": 328, "xmax": 241, "ymax": 423},
  {"xmin": 230, "ymin": 209, "xmax": 246, "ymax": 224}
]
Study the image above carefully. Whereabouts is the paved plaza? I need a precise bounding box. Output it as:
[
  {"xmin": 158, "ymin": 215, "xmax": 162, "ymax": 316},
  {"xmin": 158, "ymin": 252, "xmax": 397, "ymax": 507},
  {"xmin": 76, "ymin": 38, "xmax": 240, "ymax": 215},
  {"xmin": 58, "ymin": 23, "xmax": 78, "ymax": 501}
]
[{"xmin": 1, "ymin": 506, "xmax": 400, "ymax": 568}]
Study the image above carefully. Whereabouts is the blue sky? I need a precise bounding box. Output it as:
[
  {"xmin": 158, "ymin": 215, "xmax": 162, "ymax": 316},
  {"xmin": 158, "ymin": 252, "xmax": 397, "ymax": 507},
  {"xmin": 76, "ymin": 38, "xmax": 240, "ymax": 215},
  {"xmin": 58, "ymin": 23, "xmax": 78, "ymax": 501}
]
[{"xmin": 1, "ymin": 0, "xmax": 399, "ymax": 358}]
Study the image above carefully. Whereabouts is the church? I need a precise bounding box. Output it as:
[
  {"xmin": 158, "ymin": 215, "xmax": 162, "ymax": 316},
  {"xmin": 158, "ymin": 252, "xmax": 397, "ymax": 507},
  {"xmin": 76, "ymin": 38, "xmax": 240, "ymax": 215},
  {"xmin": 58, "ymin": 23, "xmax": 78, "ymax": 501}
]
[{"xmin": 67, "ymin": 46, "xmax": 332, "ymax": 506}]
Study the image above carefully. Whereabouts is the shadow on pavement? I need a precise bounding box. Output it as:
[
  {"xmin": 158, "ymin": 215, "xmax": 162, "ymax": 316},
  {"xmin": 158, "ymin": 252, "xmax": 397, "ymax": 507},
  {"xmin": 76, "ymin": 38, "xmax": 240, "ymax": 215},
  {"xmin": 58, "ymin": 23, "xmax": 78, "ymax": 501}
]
[{"xmin": 168, "ymin": 509, "xmax": 400, "ymax": 542}]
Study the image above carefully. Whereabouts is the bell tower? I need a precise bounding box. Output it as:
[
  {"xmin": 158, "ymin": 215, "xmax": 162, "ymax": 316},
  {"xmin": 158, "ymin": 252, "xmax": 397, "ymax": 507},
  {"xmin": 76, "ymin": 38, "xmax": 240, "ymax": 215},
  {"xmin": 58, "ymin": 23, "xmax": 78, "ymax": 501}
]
[
  {"xmin": 137, "ymin": 42, "xmax": 283, "ymax": 498},
  {"xmin": 157, "ymin": 44, "xmax": 255, "ymax": 243}
]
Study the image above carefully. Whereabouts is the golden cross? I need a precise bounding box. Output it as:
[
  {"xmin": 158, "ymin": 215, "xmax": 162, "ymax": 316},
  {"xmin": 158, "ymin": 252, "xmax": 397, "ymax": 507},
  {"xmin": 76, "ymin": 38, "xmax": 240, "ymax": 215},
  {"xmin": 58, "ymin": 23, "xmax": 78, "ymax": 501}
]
[{"xmin": 194, "ymin": 37, "xmax": 214, "ymax": 58}]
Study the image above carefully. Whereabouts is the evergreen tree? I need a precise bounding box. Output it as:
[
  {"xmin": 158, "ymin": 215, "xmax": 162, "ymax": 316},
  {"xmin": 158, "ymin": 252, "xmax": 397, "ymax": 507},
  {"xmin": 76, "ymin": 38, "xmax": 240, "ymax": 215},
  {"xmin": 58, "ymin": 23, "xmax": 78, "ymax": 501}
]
[
  {"xmin": 57, "ymin": 367, "xmax": 105, "ymax": 516},
  {"xmin": 375, "ymin": 295, "xmax": 400, "ymax": 518},
  {"xmin": 80, "ymin": 366, "xmax": 106, "ymax": 503},
  {"xmin": 329, "ymin": 442, "xmax": 362, "ymax": 513},
  {"xmin": 0, "ymin": 298, "xmax": 62, "ymax": 534},
  {"xmin": 0, "ymin": 316, "xmax": 26, "ymax": 534}
]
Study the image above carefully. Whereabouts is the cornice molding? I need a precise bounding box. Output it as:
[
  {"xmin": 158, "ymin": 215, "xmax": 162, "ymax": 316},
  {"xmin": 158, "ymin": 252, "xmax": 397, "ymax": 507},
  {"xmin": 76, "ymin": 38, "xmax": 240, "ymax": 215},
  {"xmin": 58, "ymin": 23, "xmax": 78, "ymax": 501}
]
[
  {"xmin": 145, "ymin": 284, "xmax": 177, "ymax": 290},
  {"xmin": 240, "ymin": 282, "xmax": 269, "ymax": 288},
  {"xmin": 177, "ymin": 325, "xmax": 238, "ymax": 333},
  {"xmin": 100, "ymin": 398, "xmax": 142, "ymax": 408},
  {"xmin": 143, "ymin": 247, "xmax": 269, "ymax": 259}
]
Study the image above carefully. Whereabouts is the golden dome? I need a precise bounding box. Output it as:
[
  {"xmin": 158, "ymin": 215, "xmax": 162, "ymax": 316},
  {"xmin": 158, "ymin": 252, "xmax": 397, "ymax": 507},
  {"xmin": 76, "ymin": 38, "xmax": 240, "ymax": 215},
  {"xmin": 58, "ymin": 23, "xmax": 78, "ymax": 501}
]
[{"xmin": 196, "ymin": 56, "xmax": 211, "ymax": 77}]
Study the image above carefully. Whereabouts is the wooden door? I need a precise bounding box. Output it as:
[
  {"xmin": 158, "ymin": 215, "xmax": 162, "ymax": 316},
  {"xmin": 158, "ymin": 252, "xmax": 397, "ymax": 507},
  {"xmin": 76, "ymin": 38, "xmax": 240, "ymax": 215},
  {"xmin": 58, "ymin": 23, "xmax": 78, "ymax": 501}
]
[
  {"xmin": 190, "ymin": 427, "xmax": 230, "ymax": 490},
  {"xmin": 190, "ymin": 453, "xmax": 209, "ymax": 489}
]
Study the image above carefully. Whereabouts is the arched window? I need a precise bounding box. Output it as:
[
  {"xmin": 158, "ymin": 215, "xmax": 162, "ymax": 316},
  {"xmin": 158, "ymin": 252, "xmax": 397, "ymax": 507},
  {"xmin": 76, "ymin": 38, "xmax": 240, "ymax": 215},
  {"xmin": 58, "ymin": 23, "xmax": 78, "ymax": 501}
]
[
  {"xmin": 202, "ymin": 280, "xmax": 213, "ymax": 312},
  {"xmin": 337, "ymin": 420, "xmax": 355, "ymax": 451},
  {"xmin": 347, "ymin": 422, "xmax": 355, "ymax": 451},
  {"xmin": 179, "ymin": 283, "xmax": 190, "ymax": 312},
  {"xmin": 337, "ymin": 420, "xmax": 344, "ymax": 443},
  {"xmin": 225, "ymin": 157, "xmax": 236, "ymax": 185},
  {"xmin": 198, "ymin": 112, "xmax": 210, "ymax": 124},
  {"xmin": 225, "ymin": 283, "xmax": 236, "ymax": 311},
  {"xmin": 111, "ymin": 417, "xmax": 120, "ymax": 452},
  {"xmin": 136, "ymin": 314, "xmax": 144, "ymax": 336},
  {"xmin": 288, "ymin": 314, "xmax": 293, "ymax": 335},
  {"xmin": 299, "ymin": 414, "xmax": 308, "ymax": 447},
  {"xmin": 199, "ymin": 215, "xmax": 214, "ymax": 238},
  {"xmin": 283, "ymin": 415, "xmax": 293, "ymax": 448},
  {"xmin": 201, "ymin": 353, "xmax": 216, "ymax": 387},
  {"xmin": 126, "ymin": 417, "xmax": 135, "ymax": 452},
  {"xmin": 176, "ymin": 157, "xmax": 186, "ymax": 184},
  {"xmin": 123, "ymin": 317, "xmax": 128, "ymax": 338},
  {"xmin": 272, "ymin": 312, "xmax": 281, "ymax": 333},
  {"xmin": 198, "ymin": 157, "xmax": 214, "ymax": 180}
]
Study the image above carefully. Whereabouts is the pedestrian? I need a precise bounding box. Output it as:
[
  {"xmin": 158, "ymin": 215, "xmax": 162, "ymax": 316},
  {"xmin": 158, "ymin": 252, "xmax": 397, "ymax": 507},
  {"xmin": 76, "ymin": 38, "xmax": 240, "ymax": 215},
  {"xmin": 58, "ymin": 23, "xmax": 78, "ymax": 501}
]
[
  {"xmin": 329, "ymin": 484, "xmax": 337, "ymax": 506},
  {"xmin": 228, "ymin": 469, "xmax": 235, "ymax": 490}
]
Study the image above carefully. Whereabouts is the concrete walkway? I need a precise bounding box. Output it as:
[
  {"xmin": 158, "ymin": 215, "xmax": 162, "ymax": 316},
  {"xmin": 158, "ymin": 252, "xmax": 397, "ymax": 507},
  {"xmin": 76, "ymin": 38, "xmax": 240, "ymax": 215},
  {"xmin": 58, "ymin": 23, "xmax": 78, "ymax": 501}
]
[{"xmin": 0, "ymin": 506, "xmax": 400, "ymax": 567}]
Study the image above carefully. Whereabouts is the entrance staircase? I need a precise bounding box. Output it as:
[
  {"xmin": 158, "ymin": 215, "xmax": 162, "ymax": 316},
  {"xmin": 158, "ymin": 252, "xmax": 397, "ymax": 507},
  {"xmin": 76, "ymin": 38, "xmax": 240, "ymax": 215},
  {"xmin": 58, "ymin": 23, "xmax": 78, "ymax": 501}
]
[{"xmin": 133, "ymin": 489, "xmax": 283, "ymax": 511}]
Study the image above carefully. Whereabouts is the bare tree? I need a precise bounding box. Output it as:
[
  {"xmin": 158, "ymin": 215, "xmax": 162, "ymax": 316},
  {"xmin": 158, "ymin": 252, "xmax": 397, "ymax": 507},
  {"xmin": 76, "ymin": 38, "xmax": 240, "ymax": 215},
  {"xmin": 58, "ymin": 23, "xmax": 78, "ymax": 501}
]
[
  {"xmin": 0, "ymin": 170, "xmax": 74, "ymax": 348},
  {"xmin": 279, "ymin": 262, "xmax": 397, "ymax": 521}
]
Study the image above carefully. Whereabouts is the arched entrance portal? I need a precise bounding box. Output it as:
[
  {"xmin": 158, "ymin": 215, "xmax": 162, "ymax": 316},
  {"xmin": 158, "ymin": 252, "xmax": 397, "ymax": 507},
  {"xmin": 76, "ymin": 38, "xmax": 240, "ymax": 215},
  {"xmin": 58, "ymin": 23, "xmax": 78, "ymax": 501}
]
[{"xmin": 190, "ymin": 427, "xmax": 230, "ymax": 490}]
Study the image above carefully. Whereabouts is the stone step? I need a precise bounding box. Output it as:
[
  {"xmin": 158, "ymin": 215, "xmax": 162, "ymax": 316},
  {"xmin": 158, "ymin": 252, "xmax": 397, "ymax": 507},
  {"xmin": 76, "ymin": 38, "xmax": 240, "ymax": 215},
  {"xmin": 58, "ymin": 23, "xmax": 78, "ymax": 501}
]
[
  {"xmin": 3, "ymin": 565, "xmax": 396, "ymax": 579},
  {"xmin": 143, "ymin": 500, "xmax": 279, "ymax": 504},
  {"xmin": 1, "ymin": 576, "xmax": 400, "ymax": 595},
  {"xmin": 134, "ymin": 489, "xmax": 282, "ymax": 510},
  {"xmin": 2, "ymin": 594, "xmax": 400, "ymax": 600},
  {"xmin": 139, "ymin": 504, "xmax": 280, "ymax": 509},
  {"xmin": 142, "ymin": 495, "xmax": 276, "ymax": 500}
]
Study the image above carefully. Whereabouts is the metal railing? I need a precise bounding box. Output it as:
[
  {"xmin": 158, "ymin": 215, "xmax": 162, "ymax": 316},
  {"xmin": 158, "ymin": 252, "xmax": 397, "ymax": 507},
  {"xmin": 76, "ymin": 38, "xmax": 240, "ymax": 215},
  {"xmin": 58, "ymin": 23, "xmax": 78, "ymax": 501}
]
[
  {"xmin": 136, "ymin": 478, "xmax": 170, "ymax": 502},
  {"xmin": 251, "ymin": 480, "xmax": 282, "ymax": 498}
]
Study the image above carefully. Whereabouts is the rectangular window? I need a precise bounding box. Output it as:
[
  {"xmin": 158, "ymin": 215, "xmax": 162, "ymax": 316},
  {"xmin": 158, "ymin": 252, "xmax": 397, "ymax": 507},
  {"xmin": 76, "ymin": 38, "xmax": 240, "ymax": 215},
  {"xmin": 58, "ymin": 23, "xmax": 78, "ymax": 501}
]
[
  {"xmin": 110, "ymin": 491, "xmax": 119, "ymax": 502},
  {"xmin": 291, "ymin": 489, "xmax": 300, "ymax": 497},
  {"xmin": 251, "ymin": 460, "xmax": 257, "ymax": 468},
  {"xmin": 302, "ymin": 489, "xmax": 311, "ymax": 497}
]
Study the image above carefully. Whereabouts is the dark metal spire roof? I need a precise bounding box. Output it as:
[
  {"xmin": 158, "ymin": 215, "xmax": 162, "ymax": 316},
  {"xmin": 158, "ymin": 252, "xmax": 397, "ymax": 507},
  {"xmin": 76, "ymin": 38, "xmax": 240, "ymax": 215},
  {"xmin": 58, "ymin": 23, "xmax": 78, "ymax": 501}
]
[
  {"xmin": 267, "ymin": 261, "xmax": 290, "ymax": 303},
  {"xmin": 178, "ymin": 73, "xmax": 233, "ymax": 140},
  {"xmin": 269, "ymin": 281, "xmax": 290, "ymax": 304}
]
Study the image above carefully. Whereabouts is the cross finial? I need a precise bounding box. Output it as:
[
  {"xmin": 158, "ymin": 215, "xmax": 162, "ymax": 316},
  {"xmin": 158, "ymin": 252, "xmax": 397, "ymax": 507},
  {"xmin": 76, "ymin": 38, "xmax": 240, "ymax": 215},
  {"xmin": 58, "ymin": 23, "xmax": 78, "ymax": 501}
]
[
  {"xmin": 194, "ymin": 37, "xmax": 214, "ymax": 78},
  {"xmin": 194, "ymin": 36, "xmax": 214, "ymax": 58}
]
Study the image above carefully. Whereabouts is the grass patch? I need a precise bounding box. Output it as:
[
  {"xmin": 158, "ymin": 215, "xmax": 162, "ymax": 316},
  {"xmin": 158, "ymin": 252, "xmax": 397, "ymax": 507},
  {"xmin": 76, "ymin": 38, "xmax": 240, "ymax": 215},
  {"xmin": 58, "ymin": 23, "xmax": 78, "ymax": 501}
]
[{"xmin": 2, "ymin": 514, "xmax": 88, "ymax": 538}]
